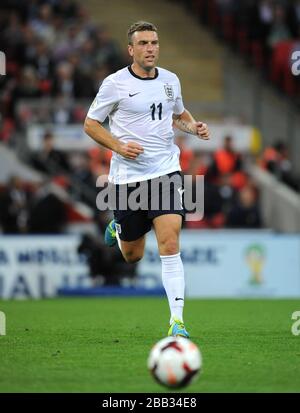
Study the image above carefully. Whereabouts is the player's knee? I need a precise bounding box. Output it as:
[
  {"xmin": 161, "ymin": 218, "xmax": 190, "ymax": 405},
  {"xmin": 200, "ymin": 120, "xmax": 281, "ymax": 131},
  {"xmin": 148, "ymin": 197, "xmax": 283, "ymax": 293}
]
[
  {"xmin": 123, "ymin": 250, "xmax": 143, "ymax": 264},
  {"xmin": 159, "ymin": 237, "xmax": 179, "ymax": 255}
]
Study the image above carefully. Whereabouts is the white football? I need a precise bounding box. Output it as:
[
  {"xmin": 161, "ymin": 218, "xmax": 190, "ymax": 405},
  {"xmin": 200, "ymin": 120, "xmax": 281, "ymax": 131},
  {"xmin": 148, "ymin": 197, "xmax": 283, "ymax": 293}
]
[{"xmin": 147, "ymin": 336, "xmax": 202, "ymax": 389}]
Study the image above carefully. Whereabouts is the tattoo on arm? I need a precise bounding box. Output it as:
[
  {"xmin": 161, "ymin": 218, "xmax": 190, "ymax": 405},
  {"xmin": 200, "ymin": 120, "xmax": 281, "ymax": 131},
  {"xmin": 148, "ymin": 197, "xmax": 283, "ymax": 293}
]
[{"xmin": 173, "ymin": 117, "xmax": 196, "ymax": 135}]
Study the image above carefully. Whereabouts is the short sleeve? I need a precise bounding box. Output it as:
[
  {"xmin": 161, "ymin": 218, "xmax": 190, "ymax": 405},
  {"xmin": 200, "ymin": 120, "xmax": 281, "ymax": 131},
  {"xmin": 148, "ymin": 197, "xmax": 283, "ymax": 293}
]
[
  {"xmin": 173, "ymin": 77, "xmax": 185, "ymax": 115},
  {"xmin": 87, "ymin": 77, "xmax": 119, "ymax": 122}
]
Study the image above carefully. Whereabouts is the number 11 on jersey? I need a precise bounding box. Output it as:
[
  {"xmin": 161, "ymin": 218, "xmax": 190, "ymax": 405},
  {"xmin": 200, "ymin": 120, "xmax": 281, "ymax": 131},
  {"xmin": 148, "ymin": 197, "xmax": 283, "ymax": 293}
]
[{"xmin": 150, "ymin": 103, "xmax": 162, "ymax": 120}]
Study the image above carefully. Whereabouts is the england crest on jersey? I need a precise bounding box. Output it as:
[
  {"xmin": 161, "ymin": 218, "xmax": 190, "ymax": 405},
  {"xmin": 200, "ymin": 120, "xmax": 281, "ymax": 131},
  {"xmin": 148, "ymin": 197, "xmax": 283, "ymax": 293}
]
[{"xmin": 164, "ymin": 84, "xmax": 174, "ymax": 100}]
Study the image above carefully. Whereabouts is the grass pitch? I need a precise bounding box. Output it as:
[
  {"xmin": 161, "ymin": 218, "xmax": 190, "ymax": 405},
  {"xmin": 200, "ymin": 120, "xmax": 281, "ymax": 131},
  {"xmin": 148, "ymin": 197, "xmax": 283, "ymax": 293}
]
[{"xmin": 0, "ymin": 297, "xmax": 299, "ymax": 393}]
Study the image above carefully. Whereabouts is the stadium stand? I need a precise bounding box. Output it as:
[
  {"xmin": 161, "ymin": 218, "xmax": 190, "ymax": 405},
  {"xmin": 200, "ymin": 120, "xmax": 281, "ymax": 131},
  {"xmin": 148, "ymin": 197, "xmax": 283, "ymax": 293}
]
[
  {"xmin": 0, "ymin": 0, "xmax": 265, "ymax": 235},
  {"xmin": 1, "ymin": 0, "xmax": 300, "ymax": 274},
  {"xmin": 0, "ymin": 0, "xmax": 138, "ymax": 285},
  {"xmin": 181, "ymin": 0, "xmax": 300, "ymax": 99}
]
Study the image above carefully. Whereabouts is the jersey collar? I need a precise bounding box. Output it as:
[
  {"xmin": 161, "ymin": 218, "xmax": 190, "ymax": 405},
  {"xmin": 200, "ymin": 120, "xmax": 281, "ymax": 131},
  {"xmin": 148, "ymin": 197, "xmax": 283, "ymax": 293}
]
[{"xmin": 128, "ymin": 65, "xmax": 159, "ymax": 80}]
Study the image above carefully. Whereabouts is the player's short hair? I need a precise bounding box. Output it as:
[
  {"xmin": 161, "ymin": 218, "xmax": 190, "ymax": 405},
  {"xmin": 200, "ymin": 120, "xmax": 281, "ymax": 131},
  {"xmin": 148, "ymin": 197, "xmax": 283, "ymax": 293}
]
[{"xmin": 127, "ymin": 21, "xmax": 158, "ymax": 45}]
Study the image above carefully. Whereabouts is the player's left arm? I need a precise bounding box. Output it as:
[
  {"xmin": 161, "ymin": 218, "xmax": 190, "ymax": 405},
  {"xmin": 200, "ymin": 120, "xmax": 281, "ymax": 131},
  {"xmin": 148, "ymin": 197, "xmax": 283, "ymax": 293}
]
[{"xmin": 173, "ymin": 110, "xmax": 210, "ymax": 140}]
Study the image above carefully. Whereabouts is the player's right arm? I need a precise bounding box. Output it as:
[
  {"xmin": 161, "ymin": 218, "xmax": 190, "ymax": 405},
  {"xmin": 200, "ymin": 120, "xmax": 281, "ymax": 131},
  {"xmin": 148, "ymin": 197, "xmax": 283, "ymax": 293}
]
[
  {"xmin": 84, "ymin": 76, "xmax": 143, "ymax": 160},
  {"xmin": 84, "ymin": 117, "xmax": 143, "ymax": 160}
]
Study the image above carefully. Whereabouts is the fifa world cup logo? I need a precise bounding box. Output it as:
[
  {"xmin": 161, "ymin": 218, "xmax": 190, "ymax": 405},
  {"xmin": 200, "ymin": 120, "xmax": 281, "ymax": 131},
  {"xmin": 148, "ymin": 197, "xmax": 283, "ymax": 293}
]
[{"xmin": 245, "ymin": 244, "xmax": 265, "ymax": 285}]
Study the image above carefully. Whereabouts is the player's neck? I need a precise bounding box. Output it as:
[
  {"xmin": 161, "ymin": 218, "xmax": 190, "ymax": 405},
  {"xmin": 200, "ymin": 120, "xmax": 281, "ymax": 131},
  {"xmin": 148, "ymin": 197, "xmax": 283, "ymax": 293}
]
[{"xmin": 131, "ymin": 63, "xmax": 156, "ymax": 79}]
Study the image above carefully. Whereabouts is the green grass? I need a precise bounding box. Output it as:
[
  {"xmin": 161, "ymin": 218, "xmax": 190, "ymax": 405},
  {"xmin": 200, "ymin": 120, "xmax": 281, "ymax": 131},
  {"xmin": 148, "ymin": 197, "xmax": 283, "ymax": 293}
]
[{"xmin": 0, "ymin": 298, "xmax": 300, "ymax": 393}]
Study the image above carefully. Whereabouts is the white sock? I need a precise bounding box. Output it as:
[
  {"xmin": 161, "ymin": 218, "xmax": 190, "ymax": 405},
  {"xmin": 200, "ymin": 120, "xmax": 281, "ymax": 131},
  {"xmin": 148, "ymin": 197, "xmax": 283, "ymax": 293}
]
[{"xmin": 160, "ymin": 253, "xmax": 185, "ymax": 325}]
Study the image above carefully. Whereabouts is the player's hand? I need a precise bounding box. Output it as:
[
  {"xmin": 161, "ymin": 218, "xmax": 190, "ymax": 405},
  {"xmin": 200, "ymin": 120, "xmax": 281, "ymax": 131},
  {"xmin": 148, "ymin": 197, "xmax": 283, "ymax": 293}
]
[
  {"xmin": 195, "ymin": 122, "xmax": 210, "ymax": 140},
  {"xmin": 118, "ymin": 141, "xmax": 144, "ymax": 159}
]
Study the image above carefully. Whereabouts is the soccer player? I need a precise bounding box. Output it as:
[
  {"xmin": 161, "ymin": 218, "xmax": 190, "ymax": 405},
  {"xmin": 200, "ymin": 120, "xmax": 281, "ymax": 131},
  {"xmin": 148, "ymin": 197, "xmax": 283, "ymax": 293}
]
[{"xmin": 84, "ymin": 21, "xmax": 210, "ymax": 338}]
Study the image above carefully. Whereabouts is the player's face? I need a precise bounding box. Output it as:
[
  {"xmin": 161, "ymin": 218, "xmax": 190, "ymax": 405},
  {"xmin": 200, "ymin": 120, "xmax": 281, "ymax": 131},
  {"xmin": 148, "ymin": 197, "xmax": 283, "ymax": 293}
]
[{"xmin": 128, "ymin": 31, "xmax": 159, "ymax": 73}]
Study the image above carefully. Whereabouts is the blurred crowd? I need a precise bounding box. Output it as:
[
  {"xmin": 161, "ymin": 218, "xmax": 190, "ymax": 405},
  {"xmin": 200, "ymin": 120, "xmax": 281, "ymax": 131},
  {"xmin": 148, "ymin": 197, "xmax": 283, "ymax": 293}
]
[
  {"xmin": 260, "ymin": 139, "xmax": 300, "ymax": 190},
  {"xmin": 2, "ymin": 0, "xmax": 299, "ymax": 240},
  {"xmin": 179, "ymin": 135, "xmax": 263, "ymax": 229},
  {"xmin": 0, "ymin": 0, "xmax": 127, "ymax": 142},
  {"xmin": 0, "ymin": 0, "xmax": 133, "ymax": 285},
  {"xmin": 0, "ymin": 173, "xmax": 136, "ymax": 286},
  {"xmin": 0, "ymin": 131, "xmax": 264, "ymax": 233},
  {"xmin": 183, "ymin": 0, "xmax": 300, "ymax": 98}
]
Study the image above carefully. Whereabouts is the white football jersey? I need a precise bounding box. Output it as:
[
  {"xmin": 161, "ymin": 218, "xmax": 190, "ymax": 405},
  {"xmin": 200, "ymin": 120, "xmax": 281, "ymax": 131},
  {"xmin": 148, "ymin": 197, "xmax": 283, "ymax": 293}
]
[{"xmin": 87, "ymin": 66, "xmax": 185, "ymax": 184}]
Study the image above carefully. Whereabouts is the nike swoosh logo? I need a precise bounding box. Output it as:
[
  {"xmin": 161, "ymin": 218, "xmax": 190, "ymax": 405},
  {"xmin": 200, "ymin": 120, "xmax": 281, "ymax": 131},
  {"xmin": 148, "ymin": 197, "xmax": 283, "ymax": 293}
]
[
  {"xmin": 175, "ymin": 297, "xmax": 184, "ymax": 301},
  {"xmin": 129, "ymin": 92, "xmax": 140, "ymax": 97}
]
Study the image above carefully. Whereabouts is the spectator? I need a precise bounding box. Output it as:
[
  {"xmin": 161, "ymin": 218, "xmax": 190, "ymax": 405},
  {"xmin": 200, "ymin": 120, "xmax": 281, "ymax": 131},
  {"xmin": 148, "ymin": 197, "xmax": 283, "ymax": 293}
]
[
  {"xmin": 31, "ymin": 131, "xmax": 69, "ymax": 175},
  {"xmin": 52, "ymin": 61, "xmax": 75, "ymax": 98},
  {"xmin": 11, "ymin": 66, "xmax": 42, "ymax": 115},
  {"xmin": 188, "ymin": 151, "xmax": 209, "ymax": 176},
  {"xmin": 208, "ymin": 135, "xmax": 242, "ymax": 183},
  {"xmin": 77, "ymin": 233, "xmax": 137, "ymax": 286},
  {"xmin": 257, "ymin": 0, "xmax": 274, "ymax": 41},
  {"xmin": 25, "ymin": 38, "xmax": 54, "ymax": 83},
  {"xmin": 29, "ymin": 3, "xmax": 55, "ymax": 44},
  {"xmin": 68, "ymin": 151, "xmax": 97, "ymax": 206},
  {"xmin": 88, "ymin": 146, "xmax": 112, "ymax": 177},
  {"xmin": 92, "ymin": 64, "xmax": 110, "ymax": 95},
  {"xmin": 93, "ymin": 26, "xmax": 124, "ymax": 72},
  {"xmin": 67, "ymin": 51, "xmax": 96, "ymax": 98},
  {"xmin": 28, "ymin": 180, "xmax": 67, "ymax": 233},
  {"xmin": 226, "ymin": 184, "xmax": 261, "ymax": 228},
  {"xmin": 261, "ymin": 140, "xmax": 299, "ymax": 191},
  {"xmin": 68, "ymin": 151, "xmax": 95, "ymax": 187},
  {"xmin": 267, "ymin": 4, "xmax": 292, "ymax": 49},
  {"xmin": 1, "ymin": 12, "xmax": 23, "ymax": 62},
  {"xmin": 51, "ymin": 95, "xmax": 73, "ymax": 124},
  {"xmin": 53, "ymin": 0, "xmax": 79, "ymax": 20},
  {"xmin": 287, "ymin": 0, "xmax": 300, "ymax": 37},
  {"xmin": 53, "ymin": 22, "xmax": 86, "ymax": 61},
  {"xmin": 176, "ymin": 135, "xmax": 194, "ymax": 173},
  {"xmin": 0, "ymin": 176, "xmax": 30, "ymax": 233}
]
